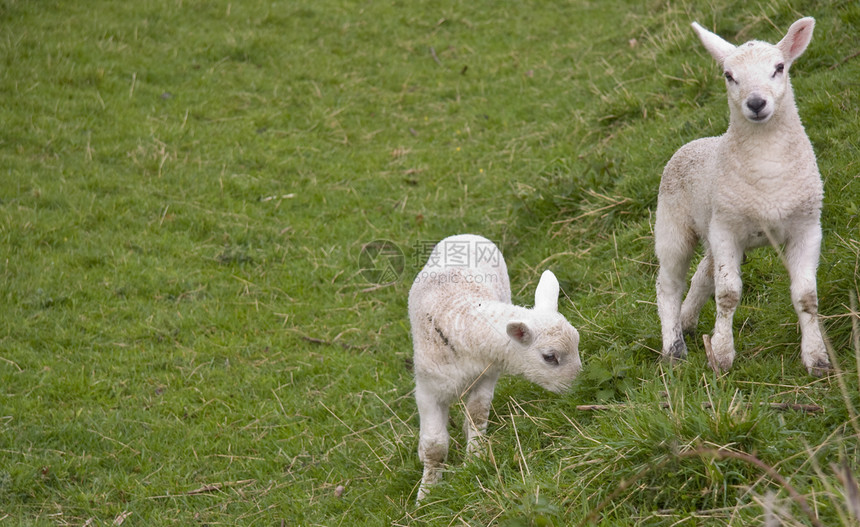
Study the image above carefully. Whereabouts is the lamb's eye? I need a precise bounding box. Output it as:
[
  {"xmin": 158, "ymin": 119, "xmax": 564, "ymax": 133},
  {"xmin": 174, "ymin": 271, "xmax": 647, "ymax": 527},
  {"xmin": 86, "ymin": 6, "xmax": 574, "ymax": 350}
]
[
  {"xmin": 724, "ymin": 71, "xmax": 735, "ymax": 83},
  {"xmin": 542, "ymin": 352, "xmax": 559, "ymax": 366},
  {"xmin": 773, "ymin": 63, "xmax": 785, "ymax": 77}
]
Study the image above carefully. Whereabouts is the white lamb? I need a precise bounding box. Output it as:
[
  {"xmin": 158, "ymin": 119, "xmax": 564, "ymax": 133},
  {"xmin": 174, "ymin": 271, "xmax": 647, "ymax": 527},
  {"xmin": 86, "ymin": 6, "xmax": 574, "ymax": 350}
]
[
  {"xmin": 655, "ymin": 17, "xmax": 830, "ymax": 375},
  {"xmin": 408, "ymin": 234, "xmax": 581, "ymax": 501}
]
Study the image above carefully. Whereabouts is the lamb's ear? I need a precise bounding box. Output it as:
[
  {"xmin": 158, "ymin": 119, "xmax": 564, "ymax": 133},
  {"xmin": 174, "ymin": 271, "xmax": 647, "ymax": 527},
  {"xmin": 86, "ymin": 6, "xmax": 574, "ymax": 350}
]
[
  {"xmin": 692, "ymin": 22, "xmax": 736, "ymax": 66},
  {"xmin": 534, "ymin": 270, "xmax": 559, "ymax": 313},
  {"xmin": 506, "ymin": 321, "xmax": 534, "ymax": 346},
  {"xmin": 777, "ymin": 17, "xmax": 814, "ymax": 66}
]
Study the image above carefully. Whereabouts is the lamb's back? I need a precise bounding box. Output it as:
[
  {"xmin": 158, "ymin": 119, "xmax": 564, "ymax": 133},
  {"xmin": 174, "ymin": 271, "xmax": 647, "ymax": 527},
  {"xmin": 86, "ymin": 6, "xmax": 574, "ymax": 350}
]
[
  {"xmin": 408, "ymin": 235, "xmax": 511, "ymax": 381},
  {"xmin": 659, "ymin": 136, "xmax": 721, "ymax": 198}
]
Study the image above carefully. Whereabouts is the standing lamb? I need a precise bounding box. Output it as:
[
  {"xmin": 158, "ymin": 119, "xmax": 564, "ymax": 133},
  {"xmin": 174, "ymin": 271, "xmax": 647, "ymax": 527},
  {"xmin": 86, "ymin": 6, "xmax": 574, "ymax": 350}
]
[
  {"xmin": 409, "ymin": 234, "xmax": 581, "ymax": 502},
  {"xmin": 655, "ymin": 17, "xmax": 830, "ymax": 375}
]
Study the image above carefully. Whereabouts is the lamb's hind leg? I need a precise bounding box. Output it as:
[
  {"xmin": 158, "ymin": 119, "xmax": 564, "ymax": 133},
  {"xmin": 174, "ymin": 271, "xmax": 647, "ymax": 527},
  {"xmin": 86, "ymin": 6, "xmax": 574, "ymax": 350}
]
[
  {"xmin": 681, "ymin": 248, "xmax": 715, "ymax": 334},
  {"xmin": 463, "ymin": 371, "xmax": 500, "ymax": 457},
  {"xmin": 655, "ymin": 216, "xmax": 696, "ymax": 361},
  {"xmin": 415, "ymin": 381, "xmax": 450, "ymax": 502},
  {"xmin": 785, "ymin": 223, "xmax": 830, "ymax": 376}
]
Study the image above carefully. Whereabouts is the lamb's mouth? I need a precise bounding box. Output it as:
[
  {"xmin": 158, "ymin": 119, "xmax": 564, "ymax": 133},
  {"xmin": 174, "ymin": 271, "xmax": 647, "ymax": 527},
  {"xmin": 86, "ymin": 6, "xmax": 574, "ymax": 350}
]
[{"xmin": 748, "ymin": 112, "xmax": 772, "ymax": 123}]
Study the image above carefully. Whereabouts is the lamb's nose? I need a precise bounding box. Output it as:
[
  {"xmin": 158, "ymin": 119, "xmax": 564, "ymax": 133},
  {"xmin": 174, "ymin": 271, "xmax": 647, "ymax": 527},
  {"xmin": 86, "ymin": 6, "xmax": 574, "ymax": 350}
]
[{"xmin": 746, "ymin": 95, "xmax": 767, "ymax": 114}]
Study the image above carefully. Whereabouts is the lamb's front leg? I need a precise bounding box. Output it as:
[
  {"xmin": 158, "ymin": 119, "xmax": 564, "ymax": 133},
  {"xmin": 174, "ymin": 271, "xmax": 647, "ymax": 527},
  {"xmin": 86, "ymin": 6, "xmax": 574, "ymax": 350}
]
[
  {"xmin": 655, "ymin": 220, "xmax": 696, "ymax": 361},
  {"xmin": 709, "ymin": 227, "xmax": 744, "ymax": 371},
  {"xmin": 681, "ymin": 248, "xmax": 715, "ymax": 334},
  {"xmin": 463, "ymin": 371, "xmax": 500, "ymax": 456},
  {"xmin": 785, "ymin": 223, "xmax": 830, "ymax": 376},
  {"xmin": 415, "ymin": 382, "xmax": 450, "ymax": 502}
]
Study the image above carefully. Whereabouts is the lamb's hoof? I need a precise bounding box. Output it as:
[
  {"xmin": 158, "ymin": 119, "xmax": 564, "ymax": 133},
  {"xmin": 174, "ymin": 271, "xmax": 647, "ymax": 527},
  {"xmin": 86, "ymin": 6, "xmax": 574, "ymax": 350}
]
[
  {"xmin": 703, "ymin": 334, "xmax": 732, "ymax": 373},
  {"xmin": 807, "ymin": 359, "xmax": 832, "ymax": 378},
  {"xmin": 416, "ymin": 477, "xmax": 436, "ymax": 504},
  {"xmin": 663, "ymin": 338, "xmax": 687, "ymax": 363},
  {"xmin": 465, "ymin": 439, "xmax": 487, "ymax": 460}
]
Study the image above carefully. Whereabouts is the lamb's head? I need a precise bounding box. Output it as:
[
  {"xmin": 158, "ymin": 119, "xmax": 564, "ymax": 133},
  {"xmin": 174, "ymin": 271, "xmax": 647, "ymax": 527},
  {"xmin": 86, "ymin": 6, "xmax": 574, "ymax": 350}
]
[
  {"xmin": 692, "ymin": 17, "xmax": 814, "ymax": 124},
  {"xmin": 505, "ymin": 270, "xmax": 582, "ymax": 393}
]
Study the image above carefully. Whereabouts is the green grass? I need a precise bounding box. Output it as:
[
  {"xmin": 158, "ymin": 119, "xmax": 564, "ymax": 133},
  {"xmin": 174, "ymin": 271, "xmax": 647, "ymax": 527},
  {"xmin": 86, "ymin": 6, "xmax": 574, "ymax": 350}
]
[{"xmin": 1, "ymin": 0, "xmax": 859, "ymax": 524}]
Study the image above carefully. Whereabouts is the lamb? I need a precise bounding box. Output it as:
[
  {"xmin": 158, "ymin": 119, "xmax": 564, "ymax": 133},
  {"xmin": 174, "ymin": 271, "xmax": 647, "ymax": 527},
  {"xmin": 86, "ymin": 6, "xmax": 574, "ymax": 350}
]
[
  {"xmin": 655, "ymin": 17, "xmax": 830, "ymax": 375},
  {"xmin": 408, "ymin": 234, "xmax": 581, "ymax": 502}
]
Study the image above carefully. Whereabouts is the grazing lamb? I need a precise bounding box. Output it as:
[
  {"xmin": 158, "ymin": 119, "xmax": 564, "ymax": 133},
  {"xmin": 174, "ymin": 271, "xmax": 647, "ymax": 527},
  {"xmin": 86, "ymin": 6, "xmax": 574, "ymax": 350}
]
[
  {"xmin": 655, "ymin": 17, "xmax": 830, "ymax": 375},
  {"xmin": 408, "ymin": 234, "xmax": 581, "ymax": 501}
]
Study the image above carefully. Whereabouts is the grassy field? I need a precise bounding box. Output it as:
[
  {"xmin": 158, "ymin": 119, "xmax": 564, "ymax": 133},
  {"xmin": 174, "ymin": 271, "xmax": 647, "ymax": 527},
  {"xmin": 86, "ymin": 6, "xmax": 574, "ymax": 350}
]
[{"xmin": 2, "ymin": 0, "xmax": 859, "ymax": 525}]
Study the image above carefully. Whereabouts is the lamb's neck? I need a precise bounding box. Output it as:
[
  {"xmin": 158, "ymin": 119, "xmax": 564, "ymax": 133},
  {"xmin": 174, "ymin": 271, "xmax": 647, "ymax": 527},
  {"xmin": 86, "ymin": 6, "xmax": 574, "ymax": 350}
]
[{"xmin": 467, "ymin": 300, "xmax": 532, "ymax": 361}]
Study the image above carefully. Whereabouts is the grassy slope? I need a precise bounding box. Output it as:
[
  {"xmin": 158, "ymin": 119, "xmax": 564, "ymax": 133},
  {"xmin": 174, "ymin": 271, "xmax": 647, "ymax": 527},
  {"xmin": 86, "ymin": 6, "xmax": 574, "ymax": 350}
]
[{"xmin": 1, "ymin": 0, "xmax": 859, "ymax": 525}]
